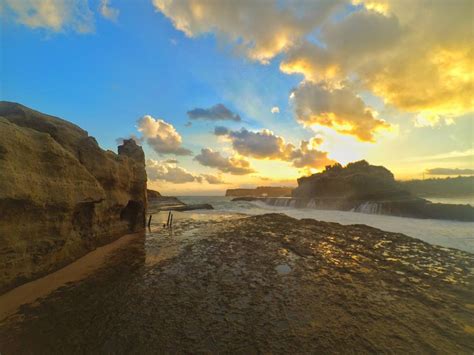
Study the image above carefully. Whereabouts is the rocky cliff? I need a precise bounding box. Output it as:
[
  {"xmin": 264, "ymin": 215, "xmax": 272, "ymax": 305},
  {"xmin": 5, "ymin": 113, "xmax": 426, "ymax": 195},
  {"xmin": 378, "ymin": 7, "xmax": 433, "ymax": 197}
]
[
  {"xmin": 147, "ymin": 189, "xmax": 162, "ymax": 199},
  {"xmin": 0, "ymin": 102, "xmax": 147, "ymax": 292}
]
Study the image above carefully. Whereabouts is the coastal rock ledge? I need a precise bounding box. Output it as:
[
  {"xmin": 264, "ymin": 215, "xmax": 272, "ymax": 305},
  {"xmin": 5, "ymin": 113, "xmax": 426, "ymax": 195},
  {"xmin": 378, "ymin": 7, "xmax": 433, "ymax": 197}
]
[{"xmin": 0, "ymin": 102, "xmax": 147, "ymax": 292}]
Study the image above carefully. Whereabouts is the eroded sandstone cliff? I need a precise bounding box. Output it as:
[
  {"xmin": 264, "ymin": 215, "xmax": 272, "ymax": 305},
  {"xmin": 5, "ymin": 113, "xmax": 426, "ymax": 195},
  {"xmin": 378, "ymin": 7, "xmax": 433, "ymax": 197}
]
[{"xmin": 0, "ymin": 102, "xmax": 147, "ymax": 292}]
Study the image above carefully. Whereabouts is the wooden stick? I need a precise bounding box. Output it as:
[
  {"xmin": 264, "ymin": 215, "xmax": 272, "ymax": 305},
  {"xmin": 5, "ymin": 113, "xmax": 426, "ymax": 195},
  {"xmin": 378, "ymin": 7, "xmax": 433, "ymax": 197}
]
[
  {"xmin": 170, "ymin": 213, "xmax": 173, "ymax": 228},
  {"xmin": 166, "ymin": 211, "xmax": 172, "ymax": 227},
  {"xmin": 147, "ymin": 214, "xmax": 152, "ymax": 228}
]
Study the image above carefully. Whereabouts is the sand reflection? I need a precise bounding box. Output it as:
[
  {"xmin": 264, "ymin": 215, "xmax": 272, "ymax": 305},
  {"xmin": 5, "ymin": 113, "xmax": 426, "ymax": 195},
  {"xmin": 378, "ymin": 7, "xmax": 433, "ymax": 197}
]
[{"xmin": 0, "ymin": 231, "xmax": 145, "ymax": 321}]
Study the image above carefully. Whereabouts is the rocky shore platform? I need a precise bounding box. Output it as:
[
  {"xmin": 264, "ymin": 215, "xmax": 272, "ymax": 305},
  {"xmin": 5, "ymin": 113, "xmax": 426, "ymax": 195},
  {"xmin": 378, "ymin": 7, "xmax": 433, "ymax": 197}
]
[{"xmin": 1, "ymin": 213, "xmax": 473, "ymax": 353}]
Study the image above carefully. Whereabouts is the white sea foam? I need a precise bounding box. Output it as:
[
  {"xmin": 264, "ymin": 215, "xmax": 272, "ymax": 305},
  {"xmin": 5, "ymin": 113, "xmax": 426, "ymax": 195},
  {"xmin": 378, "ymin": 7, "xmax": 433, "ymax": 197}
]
[{"xmin": 178, "ymin": 196, "xmax": 474, "ymax": 254}]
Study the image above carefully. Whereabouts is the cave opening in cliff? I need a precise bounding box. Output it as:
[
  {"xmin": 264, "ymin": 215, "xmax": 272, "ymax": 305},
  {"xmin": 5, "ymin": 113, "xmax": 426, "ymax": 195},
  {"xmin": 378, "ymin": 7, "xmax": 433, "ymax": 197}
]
[{"xmin": 120, "ymin": 200, "xmax": 144, "ymax": 231}]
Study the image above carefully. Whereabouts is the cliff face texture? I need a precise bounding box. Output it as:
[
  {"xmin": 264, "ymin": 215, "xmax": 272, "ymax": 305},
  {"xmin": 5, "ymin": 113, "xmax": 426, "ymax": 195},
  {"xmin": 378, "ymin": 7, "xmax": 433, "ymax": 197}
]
[{"xmin": 0, "ymin": 102, "xmax": 147, "ymax": 292}]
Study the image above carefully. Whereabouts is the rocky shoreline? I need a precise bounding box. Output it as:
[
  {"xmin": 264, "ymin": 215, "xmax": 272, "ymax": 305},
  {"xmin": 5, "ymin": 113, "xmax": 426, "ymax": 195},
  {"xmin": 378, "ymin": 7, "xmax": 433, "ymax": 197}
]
[{"xmin": 1, "ymin": 213, "xmax": 473, "ymax": 353}]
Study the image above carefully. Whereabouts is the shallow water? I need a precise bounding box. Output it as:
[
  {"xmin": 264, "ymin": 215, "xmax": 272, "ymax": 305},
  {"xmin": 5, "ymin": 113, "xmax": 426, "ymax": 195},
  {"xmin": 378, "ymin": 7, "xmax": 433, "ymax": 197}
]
[
  {"xmin": 177, "ymin": 196, "xmax": 474, "ymax": 254},
  {"xmin": 0, "ymin": 212, "xmax": 237, "ymax": 322}
]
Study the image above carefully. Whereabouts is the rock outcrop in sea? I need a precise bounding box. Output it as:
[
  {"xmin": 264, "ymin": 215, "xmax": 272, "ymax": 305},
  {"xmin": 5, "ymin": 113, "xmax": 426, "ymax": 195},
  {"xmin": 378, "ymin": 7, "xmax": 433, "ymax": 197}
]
[
  {"xmin": 293, "ymin": 160, "xmax": 408, "ymax": 201},
  {"xmin": 245, "ymin": 161, "xmax": 474, "ymax": 221},
  {"xmin": 0, "ymin": 102, "xmax": 147, "ymax": 292}
]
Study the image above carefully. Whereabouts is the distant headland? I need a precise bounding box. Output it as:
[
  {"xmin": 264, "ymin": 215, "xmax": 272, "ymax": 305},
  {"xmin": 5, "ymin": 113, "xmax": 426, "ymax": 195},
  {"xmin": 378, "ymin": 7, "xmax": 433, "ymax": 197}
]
[{"xmin": 400, "ymin": 176, "xmax": 474, "ymax": 197}]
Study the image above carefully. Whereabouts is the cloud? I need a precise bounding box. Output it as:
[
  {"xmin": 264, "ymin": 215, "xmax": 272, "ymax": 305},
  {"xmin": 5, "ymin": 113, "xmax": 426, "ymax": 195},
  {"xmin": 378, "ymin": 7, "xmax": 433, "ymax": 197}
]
[
  {"xmin": 147, "ymin": 159, "xmax": 226, "ymax": 184},
  {"xmin": 155, "ymin": 0, "xmax": 473, "ymax": 134},
  {"xmin": 290, "ymin": 138, "xmax": 336, "ymax": 170},
  {"xmin": 322, "ymin": 9, "xmax": 401, "ymax": 64},
  {"xmin": 187, "ymin": 104, "xmax": 241, "ymax": 122},
  {"xmin": 223, "ymin": 128, "xmax": 295, "ymax": 160},
  {"xmin": 214, "ymin": 126, "xmax": 230, "ymax": 136},
  {"xmin": 291, "ymin": 82, "xmax": 390, "ymax": 142},
  {"xmin": 137, "ymin": 115, "xmax": 192, "ymax": 156},
  {"xmin": 284, "ymin": 3, "xmax": 473, "ymax": 124},
  {"xmin": 341, "ymin": 3, "xmax": 472, "ymax": 121},
  {"xmin": 216, "ymin": 127, "xmax": 334, "ymax": 170},
  {"xmin": 201, "ymin": 174, "xmax": 226, "ymax": 184},
  {"xmin": 147, "ymin": 159, "xmax": 198, "ymax": 184},
  {"xmin": 280, "ymin": 41, "xmax": 340, "ymax": 83},
  {"xmin": 194, "ymin": 148, "xmax": 255, "ymax": 175},
  {"xmin": 404, "ymin": 149, "xmax": 474, "ymax": 164},
  {"xmin": 2, "ymin": 0, "xmax": 95, "ymax": 33},
  {"xmin": 164, "ymin": 159, "xmax": 179, "ymax": 164},
  {"xmin": 99, "ymin": 0, "xmax": 119, "ymax": 22},
  {"xmin": 271, "ymin": 106, "xmax": 280, "ymax": 114},
  {"xmin": 425, "ymin": 168, "xmax": 474, "ymax": 176},
  {"xmin": 152, "ymin": 0, "xmax": 345, "ymax": 64}
]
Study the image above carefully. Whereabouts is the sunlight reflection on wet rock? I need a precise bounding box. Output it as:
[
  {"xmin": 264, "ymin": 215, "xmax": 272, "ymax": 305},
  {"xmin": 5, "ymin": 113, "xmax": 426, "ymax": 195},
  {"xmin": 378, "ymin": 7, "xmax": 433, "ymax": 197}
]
[{"xmin": 1, "ymin": 213, "xmax": 473, "ymax": 353}]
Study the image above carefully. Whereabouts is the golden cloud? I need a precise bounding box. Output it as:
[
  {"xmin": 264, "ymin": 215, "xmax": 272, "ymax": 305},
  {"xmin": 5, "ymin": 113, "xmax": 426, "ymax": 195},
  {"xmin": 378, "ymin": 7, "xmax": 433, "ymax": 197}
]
[
  {"xmin": 291, "ymin": 138, "xmax": 336, "ymax": 171},
  {"xmin": 2, "ymin": 0, "xmax": 95, "ymax": 33},
  {"xmin": 147, "ymin": 159, "xmax": 226, "ymax": 184},
  {"xmin": 137, "ymin": 115, "xmax": 192, "ymax": 156},
  {"xmin": 280, "ymin": 41, "xmax": 342, "ymax": 82},
  {"xmin": 327, "ymin": 2, "xmax": 473, "ymax": 123},
  {"xmin": 215, "ymin": 127, "xmax": 336, "ymax": 170},
  {"xmin": 154, "ymin": 0, "xmax": 473, "ymax": 135},
  {"xmin": 194, "ymin": 148, "xmax": 255, "ymax": 175},
  {"xmin": 365, "ymin": 47, "xmax": 474, "ymax": 121},
  {"xmin": 292, "ymin": 82, "xmax": 390, "ymax": 142},
  {"xmin": 152, "ymin": 0, "xmax": 344, "ymax": 64}
]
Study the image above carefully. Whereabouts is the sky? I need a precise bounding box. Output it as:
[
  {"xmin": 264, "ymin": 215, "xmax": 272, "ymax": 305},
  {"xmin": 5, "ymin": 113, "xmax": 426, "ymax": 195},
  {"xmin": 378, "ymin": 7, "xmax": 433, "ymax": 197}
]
[{"xmin": 1, "ymin": 0, "xmax": 473, "ymax": 195}]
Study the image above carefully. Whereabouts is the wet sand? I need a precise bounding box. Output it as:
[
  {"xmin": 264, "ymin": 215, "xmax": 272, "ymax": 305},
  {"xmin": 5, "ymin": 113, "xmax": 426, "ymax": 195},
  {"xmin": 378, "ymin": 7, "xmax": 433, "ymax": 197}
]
[
  {"xmin": 0, "ymin": 232, "xmax": 144, "ymax": 321},
  {"xmin": 1, "ymin": 213, "xmax": 473, "ymax": 353}
]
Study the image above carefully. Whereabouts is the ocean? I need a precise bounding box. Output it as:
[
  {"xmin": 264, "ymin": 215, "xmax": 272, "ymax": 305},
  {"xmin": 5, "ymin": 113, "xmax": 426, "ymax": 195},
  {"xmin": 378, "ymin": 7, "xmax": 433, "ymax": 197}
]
[{"xmin": 177, "ymin": 196, "xmax": 474, "ymax": 254}]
